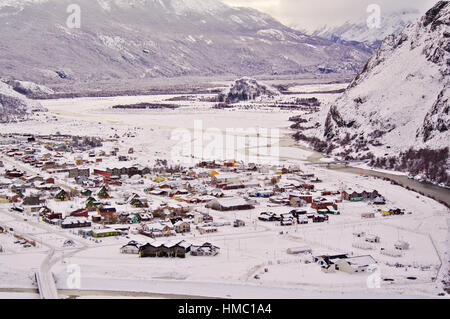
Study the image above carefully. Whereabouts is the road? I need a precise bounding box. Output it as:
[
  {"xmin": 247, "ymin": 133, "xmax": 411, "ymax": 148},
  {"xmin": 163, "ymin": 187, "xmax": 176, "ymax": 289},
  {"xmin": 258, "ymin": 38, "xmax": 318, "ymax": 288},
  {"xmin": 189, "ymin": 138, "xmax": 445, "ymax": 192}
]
[{"xmin": 36, "ymin": 249, "xmax": 58, "ymax": 299}]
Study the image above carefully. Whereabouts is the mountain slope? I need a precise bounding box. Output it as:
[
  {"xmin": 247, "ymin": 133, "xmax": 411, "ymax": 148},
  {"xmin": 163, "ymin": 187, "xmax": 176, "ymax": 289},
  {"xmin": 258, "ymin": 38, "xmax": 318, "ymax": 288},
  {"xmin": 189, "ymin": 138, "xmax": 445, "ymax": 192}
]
[
  {"xmin": 0, "ymin": 80, "xmax": 47, "ymax": 122},
  {"xmin": 0, "ymin": 0, "xmax": 371, "ymax": 85},
  {"xmin": 319, "ymin": 1, "xmax": 449, "ymax": 184},
  {"xmin": 302, "ymin": 9, "xmax": 422, "ymax": 48}
]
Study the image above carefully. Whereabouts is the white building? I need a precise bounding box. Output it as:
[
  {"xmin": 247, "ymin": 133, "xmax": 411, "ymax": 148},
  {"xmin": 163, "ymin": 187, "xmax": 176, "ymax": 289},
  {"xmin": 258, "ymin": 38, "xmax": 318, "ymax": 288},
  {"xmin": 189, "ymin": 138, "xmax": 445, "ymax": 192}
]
[{"xmin": 334, "ymin": 255, "xmax": 377, "ymax": 274}]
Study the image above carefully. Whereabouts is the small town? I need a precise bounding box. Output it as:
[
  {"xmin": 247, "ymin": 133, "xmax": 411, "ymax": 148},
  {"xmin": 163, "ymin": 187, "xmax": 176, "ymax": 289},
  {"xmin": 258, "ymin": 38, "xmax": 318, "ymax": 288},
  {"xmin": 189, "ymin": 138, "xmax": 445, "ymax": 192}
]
[
  {"xmin": 0, "ymin": 0, "xmax": 449, "ymax": 303},
  {"xmin": 1, "ymin": 130, "xmax": 447, "ymax": 299}
]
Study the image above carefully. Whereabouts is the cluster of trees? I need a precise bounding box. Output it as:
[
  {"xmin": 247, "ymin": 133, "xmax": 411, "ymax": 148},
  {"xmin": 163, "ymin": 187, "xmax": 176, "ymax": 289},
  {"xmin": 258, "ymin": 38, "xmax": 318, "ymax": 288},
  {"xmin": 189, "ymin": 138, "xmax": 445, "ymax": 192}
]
[
  {"xmin": 112, "ymin": 103, "xmax": 178, "ymax": 110},
  {"xmin": 292, "ymin": 132, "xmax": 328, "ymax": 152},
  {"xmin": 370, "ymin": 147, "xmax": 449, "ymax": 186}
]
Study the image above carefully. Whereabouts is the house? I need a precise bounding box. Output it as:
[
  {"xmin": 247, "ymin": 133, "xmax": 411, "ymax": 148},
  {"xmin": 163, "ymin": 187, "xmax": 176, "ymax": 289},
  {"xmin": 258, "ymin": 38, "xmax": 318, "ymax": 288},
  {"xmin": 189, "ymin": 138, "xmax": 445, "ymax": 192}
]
[
  {"xmin": 86, "ymin": 197, "xmax": 101, "ymax": 210},
  {"xmin": 138, "ymin": 212, "xmax": 152, "ymax": 222},
  {"xmin": 334, "ymin": 255, "xmax": 377, "ymax": 274},
  {"xmin": 97, "ymin": 186, "xmax": 111, "ymax": 199},
  {"xmin": 280, "ymin": 217, "xmax": 294, "ymax": 226},
  {"xmin": 0, "ymin": 226, "xmax": 4, "ymax": 233},
  {"xmin": 311, "ymin": 201, "xmax": 338, "ymax": 211},
  {"xmin": 140, "ymin": 222, "xmax": 176, "ymax": 238},
  {"xmin": 43, "ymin": 212, "xmax": 63, "ymax": 225},
  {"xmin": 22, "ymin": 196, "xmax": 40, "ymax": 206},
  {"xmin": 312, "ymin": 215, "xmax": 328, "ymax": 223},
  {"xmin": 91, "ymin": 228, "xmax": 118, "ymax": 238},
  {"xmin": 68, "ymin": 168, "xmax": 90, "ymax": 178},
  {"xmin": 130, "ymin": 197, "xmax": 148, "ymax": 208},
  {"xmin": 138, "ymin": 240, "xmax": 191, "ymax": 258},
  {"xmin": 61, "ymin": 217, "xmax": 91, "ymax": 229},
  {"xmin": 211, "ymin": 173, "xmax": 247, "ymax": 185},
  {"xmin": 120, "ymin": 241, "xmax": 141, "ymax": 254},
  {"xmin": 206, "ymin": 197, "xmax": 255, "ymax": 211},
  {"xmin": 365, "ymin": 234, "xmax": 380, "ymax": 243},
  {"xmin": 361, "ymin": 212, "xmax": 375, "ymax": 219},
  {"xmin": 372, "ymin": 196, "xmax": 386, "ymax": 205},
  {"xmin": 190, "ymin": 242, "xmax": 220, "ymax": 256},
  {"xmin": 55, "ymin": 189, "xmax": 70, "ymax": 201},
  {"xmin": 97, "ymin": 207, "xmax": 116, "ymax": 216},
  {"xmin": 258, "ymin": 212, "xmax": 280, "ymax": 222},
  {"xmin": 394, "ymin": 241, "xmax": 410, "ymax": 250},
  {"xmin": 233, "ymin": 219, "xmax": 245, "ymax": 227},
  {"xmin": 313, "ymin": 254, "xmax": 349, "ymax": 267},
  {"xmin": 197, "ymin": 225, "xmax": 218, "ymax": 235},
  {"xmin": 342, "ymin": 190, "xmax": 380, "ymax": 201},
  {"xmin": 80, "ymin": 189, "xmax": 92, "ymax": 197},
  {"xmin": 380, "ymin": 248, "xmax": 402, "ymax": 257},
  {"xmin": 173, "ymin": 220, "xmax": 190, "ymax": 233}
]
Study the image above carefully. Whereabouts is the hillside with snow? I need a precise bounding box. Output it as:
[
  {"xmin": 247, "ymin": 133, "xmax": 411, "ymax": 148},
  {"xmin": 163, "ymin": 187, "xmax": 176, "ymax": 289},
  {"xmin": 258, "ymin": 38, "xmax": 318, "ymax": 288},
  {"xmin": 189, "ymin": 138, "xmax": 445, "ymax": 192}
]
[
  {"xmin": 322, "ymin": 1, "xmax": 450, "ymax": 185},
  {"xmin": 0, "ymin": 0, "xmax": 371, "ymax": 85},
  {"xmin": 301, "ymin": 9, "xmax": 422, "ymax": 48},
  {"xmin": 0, "ymin": 80, "xmax": 47, "ymax": 122}
]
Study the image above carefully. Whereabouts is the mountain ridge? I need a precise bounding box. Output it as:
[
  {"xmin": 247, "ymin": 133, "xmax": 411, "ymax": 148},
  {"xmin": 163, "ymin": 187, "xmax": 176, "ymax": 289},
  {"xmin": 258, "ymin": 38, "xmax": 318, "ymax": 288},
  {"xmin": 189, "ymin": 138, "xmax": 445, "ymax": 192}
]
[{"xmin": 0, "ymin": 0, "xmax": 371, "ymax": 85}]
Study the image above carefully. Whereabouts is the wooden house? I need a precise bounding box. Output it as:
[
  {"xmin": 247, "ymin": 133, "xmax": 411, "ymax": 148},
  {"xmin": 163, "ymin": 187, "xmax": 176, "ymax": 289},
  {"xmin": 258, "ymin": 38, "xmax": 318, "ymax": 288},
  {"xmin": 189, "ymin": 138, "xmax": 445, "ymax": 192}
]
[
  {"xmin": 197, "ymin": 225, "xmax": 218, "ymax": 234},
  {"xmin": 233, "ymin": 219, "xmax": 245, "ymax": 227},
  {"xmin": 342, "ymin": 190, "xmax": 380, "ymax": 201},
  {"xmin": 190, "ymin": 242, "xmax": 220, "ymax": 256},
  {"xmin": 394, "ymin": 240, "xmax": 410, "ymax": 250},
  {"xmin": 22, "ymin": 196, "xmax": 40, "ymax": 206},
  {"xmin": 81, "ymin": 189, "xmax": 92, "ymax": 197},
  {"xmin": 55, "ymin": 189, "xmax": 70, "ymax": 201},
  {"xmin": 97, "ymin": 186, "xmax": 111, "ymax": 199},
  {"xmin": 173, "ymin": 221, "xmax": 190, "ymax": 233},
  {"xmin": 86, "ymin": 197, "xmax": 101, "ymax": 211},
  {"xmin": 138, "ymin": 240, "xmax": 191, "ymax": 258},
  {"xmin": 334, "ymin": 255, "xmax": 377, "ymax": 274},
  {"xmin": 206, "ymin": 197, "xmax": 254, "ymax": 211},
  {"xmin": 365, "ymin": 234, "xmax": 380, "ymax": 243},
  {"xmin": 91, "ymin": 228, "xmax": 118, "ymax": 238},
  {"xmin": 70, "ymin": 208, "xmax": 89, "ymax": 218},
  {"xmin": 61, "ymin": 217, "xmax": 91, "ymax": 229},
  {"xmin": 120, "ymin": 241, "xmax": 141, "ymax": 254},
  {"xmin": 69, "ymin": 168, "xmax": 90, "ymax": 179}
]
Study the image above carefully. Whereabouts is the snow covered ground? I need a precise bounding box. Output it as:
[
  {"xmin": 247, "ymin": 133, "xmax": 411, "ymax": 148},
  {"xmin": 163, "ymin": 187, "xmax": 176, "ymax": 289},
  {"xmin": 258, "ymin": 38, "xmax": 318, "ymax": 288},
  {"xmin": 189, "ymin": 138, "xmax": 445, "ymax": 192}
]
[{"xmin": 0, "ymin": 85, "xmax": 448, "ymax": 299}]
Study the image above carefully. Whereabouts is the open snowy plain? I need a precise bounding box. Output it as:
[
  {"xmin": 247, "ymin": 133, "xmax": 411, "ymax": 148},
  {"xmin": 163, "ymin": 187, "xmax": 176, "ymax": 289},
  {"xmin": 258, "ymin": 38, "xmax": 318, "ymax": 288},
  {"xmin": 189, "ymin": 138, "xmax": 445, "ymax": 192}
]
[{"xmin": 0, "ymin": 83, "xmax": 448, "ymax": 299}]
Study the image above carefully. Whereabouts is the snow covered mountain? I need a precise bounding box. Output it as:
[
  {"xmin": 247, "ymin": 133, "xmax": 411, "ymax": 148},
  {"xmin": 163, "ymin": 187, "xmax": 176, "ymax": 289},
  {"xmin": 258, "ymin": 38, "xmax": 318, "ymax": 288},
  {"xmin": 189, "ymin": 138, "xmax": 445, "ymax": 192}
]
[
  {"xmin": 300, "ymin": 9, "xmax": 422, "ymax": 49},
  {"xmin": 0, "ymin": 80, "xmax": 47, "ymax": 122},
  {"xmin": 0, "ymin": 0, "xmax": 371, "ymax": 85},
  {"xmin": 319, "ymin": 1, "xmax": 449, "ymax": 184}
]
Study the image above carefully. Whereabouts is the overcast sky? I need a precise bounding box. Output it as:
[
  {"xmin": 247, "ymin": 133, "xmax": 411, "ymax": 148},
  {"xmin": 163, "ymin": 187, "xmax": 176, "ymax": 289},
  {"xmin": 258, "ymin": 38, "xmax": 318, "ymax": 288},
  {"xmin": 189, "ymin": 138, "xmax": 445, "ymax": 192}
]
[{"xmin": 222, "ymin": 0, "xmax": 439, "ymax": 29}]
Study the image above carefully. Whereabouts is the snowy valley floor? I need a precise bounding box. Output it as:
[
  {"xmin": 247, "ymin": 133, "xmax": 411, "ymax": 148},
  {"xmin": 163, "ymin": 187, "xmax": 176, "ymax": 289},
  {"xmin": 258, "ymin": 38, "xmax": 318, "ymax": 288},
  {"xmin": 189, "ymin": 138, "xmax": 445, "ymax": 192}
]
[{"xmin": 0, "ymin": 85, "xmax": 448, "ymax": 299}]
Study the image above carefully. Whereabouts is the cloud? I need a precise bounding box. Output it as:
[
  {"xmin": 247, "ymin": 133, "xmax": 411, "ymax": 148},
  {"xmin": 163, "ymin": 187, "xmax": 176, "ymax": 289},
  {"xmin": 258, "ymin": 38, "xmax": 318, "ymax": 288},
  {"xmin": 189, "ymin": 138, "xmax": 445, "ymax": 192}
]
[{"xmin": 222, "ymin": 0, "xmax": 439, "ymax": 29}]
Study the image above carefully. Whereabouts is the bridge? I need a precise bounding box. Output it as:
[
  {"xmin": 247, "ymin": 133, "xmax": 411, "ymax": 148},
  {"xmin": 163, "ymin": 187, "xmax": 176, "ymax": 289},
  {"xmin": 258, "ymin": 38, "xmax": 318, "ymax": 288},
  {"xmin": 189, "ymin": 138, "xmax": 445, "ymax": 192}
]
[
  {"xmin": 305, "ymin": 160, "xmax": 370, "ymax": 167},
  {"xmin": 35, "ymin": 249, "xmax": 59, "ymax": 299}
]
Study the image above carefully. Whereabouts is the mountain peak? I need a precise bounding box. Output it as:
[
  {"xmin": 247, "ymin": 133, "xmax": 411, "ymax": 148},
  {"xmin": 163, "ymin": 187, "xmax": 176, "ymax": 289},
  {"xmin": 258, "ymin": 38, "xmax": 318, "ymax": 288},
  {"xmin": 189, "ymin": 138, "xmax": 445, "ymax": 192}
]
[{"xmin": 321, "ymin": 1, "xmax": 449, "ymax": 160}]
